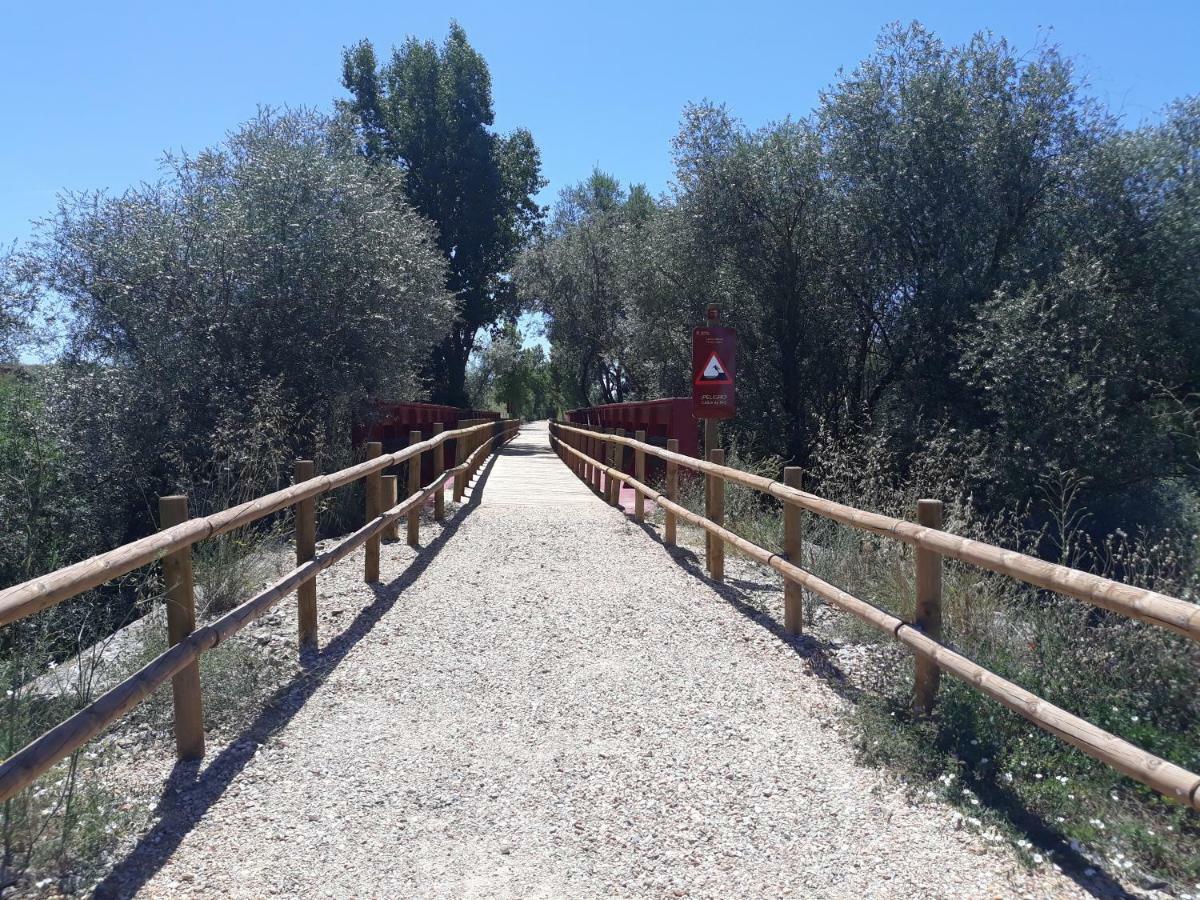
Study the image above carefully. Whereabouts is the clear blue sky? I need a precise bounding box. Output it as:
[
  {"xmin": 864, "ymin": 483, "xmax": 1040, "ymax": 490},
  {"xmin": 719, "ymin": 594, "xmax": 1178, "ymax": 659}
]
[{"xmin": 3, "ymin": 0, "xmax": 1197, "ymax": 252}]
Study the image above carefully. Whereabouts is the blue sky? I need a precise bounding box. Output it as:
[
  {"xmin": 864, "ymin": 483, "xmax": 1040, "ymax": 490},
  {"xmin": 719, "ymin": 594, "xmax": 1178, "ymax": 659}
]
[{"xmin": 3, "ymin": 0, "xmax": 1197, "ymax": 261}]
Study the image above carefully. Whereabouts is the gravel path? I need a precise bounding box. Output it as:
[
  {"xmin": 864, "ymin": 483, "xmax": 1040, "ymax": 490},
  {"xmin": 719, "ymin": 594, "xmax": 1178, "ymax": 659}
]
[{"xmin": 100, "ymin": 423, "xmax": 1092, "ymax": 899}]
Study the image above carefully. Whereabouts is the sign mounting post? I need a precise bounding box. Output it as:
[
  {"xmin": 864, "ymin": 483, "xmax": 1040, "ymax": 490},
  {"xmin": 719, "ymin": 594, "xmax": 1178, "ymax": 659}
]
[{"xmin": 693, "ymin": 305, "xmax": 736, "ymax": 572}]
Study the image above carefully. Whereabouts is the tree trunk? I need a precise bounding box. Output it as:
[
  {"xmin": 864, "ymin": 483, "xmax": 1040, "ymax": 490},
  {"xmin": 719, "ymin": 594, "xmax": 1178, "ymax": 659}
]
[{"xmin": 427, "ymin": 323, "xmax": 476, "ymax": 407}]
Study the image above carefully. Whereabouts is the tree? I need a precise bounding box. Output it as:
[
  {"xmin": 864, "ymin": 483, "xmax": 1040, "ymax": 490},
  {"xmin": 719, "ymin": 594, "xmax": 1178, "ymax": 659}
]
[
  {"xmin": 467, "ymin": 323, "xmax": 561, "ymax": 419},
  {"xmin": 516, "ymin": 170, "xmax": 657, "ymax": 407},
  {"xmin": 18, "ymin": 108, "xmax": 454, "ymax": 541},
  {"xmin": 0, "ymin": 250, "xmax": 38, "ymax": 363},
  {"xmin": 820, "ymin": 24, "xmax": 1101, "ymax": 441},
  {"xmin": 340, "ymin": 23, "xmax": 544, "ymax": 406}
]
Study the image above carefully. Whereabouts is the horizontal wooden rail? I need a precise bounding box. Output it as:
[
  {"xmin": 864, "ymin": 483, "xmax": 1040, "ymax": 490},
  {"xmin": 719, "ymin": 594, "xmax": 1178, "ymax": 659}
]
[
  {"xmin": 0, "ymin": 421, "xmax": 503, "ymax": 629},
  {"xmin": 552, "ymin": 422, "xmax": 1200, "ymax": 642},
  {"xmin": 0, "ymin": 423, "xmax": 516, "ymax": 803},
  {"xmin": 550, "ymin": 427, "xmax": 1200, "ymax": 811}
]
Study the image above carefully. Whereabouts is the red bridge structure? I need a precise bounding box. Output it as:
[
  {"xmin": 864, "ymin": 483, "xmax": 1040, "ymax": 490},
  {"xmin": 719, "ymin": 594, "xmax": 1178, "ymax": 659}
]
[
  {"xmin": 354, "ymin": 401, "xmax": 501, "ymax": 481},
  {"xmin": 564, "ymin": 399, "xmax": 699, "ymax": 501}
]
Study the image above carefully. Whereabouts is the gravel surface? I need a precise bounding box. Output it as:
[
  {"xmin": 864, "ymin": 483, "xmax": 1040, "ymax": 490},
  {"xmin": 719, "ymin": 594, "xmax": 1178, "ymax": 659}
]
[{"xmin": 95, "ymin": 424, "xmax": 1098, "ymax": 899}]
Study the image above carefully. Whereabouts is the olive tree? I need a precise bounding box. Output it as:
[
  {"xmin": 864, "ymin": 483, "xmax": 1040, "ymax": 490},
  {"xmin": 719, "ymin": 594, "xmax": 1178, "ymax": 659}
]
[{"xmin": 22, "ymin": 108, "xmax": 454, "ymax": 541}]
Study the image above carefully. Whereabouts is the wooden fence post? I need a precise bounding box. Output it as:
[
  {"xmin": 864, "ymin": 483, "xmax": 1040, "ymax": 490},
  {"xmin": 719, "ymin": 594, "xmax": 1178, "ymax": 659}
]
[
  {"xmin": 704, "ymin": 419, "xmax": 719, "ymax": 567},
  {"xmin": 664, "ymin": 439, "xmax": 679, "ymax": 546},
  {"xmin": 597, "ymin": 430, "xmax": 606, "ymax": 496},
  {"xmin": 454, "ymin": 422, "xmax": 468, "ymax": 502},
  {"xmin": 158, "ymin": 495, "xmax": 205, "ymax": 761},
  {"xmin": 364, "ymin": 442, "xmax": 382, "ymax": 582},
  {"xmin": 634, "ymin": 430, "xmax": 646, "ymax": 522},
  {"xmin": 381, "ymin": 476, "xmax": 399, "ymax": 541},
  {"xmin": 709, "ymin": 449, "xmax": 725, "ymax": 582},
  {"xmin": 294, "ymin": 460, "xmax": 317, "ymax": 649},
  {"xmin": 610, "ymin": 430, "xmax": 624, "ymax": 508},
  {"xmin": 783, "ymin": 467, "xmax": 803, "ymax": 635},
  {"xmin": 432, "ymin": 423, "xmax": 445, "ymax": 521},
  {"xmin": 471, "ymin": 421, "xmax": 481, "ymax": 478},
  {"xmin": 594, "ymin": 429, "xmax": 604, "ymax": 495},
  {"xmin": 408, "ymin": 430, "xmax": 422, "ymax": 547},
  {"xmin": 913, "ymin": 498, "xmax": 944, "ymax": 714},
  {"xmin": 590, "ymin": 429, "xmax": 600, "ymax": 493}
]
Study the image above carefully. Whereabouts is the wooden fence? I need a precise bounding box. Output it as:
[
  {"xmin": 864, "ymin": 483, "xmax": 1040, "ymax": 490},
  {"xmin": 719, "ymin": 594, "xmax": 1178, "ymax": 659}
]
[
  {"xmin": 0, "ymin": 419, "xmax": 518, "ymax": 802},
  {"xmin": 548, "ymin": 420, "xmax": 1200, "ymax": 812}
]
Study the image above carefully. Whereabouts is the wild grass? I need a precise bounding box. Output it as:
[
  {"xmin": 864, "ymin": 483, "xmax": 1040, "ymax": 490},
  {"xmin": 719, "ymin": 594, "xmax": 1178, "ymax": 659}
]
[{"xmin": 653, "ymin": 435, "xmax": 1200, "ymax": 888}]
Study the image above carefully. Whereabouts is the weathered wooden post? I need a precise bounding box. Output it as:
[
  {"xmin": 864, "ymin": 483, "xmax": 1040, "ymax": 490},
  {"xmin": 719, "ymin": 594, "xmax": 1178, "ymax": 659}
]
[
  {"xmin": 709, "ymin": 449, "xmax": 725, "ymax": 582},
  {"xmin": 610, "ymin": 430, "xmax": 624, "ymax": 508},
  {"xmin": 364, "ymin": 442, "xmax": 382, "ymax": 582},
  {"xmin": 432, "ymin": 423, "xmax": 445, "ymax": 521},
  {"xmin": 704, "ymin": 419, "xmax": 719, "ymax": 567},
  {"xmin": 158, "ymin": 495, "xmax": 205, "ymax": 761},
  {"xmin": 597, "ymin": 429, "xmax": 607, "ymax": 497},
  {"xmin": 664, "ymin": 439, "xmax": 679, "ymax": 546},
  {"xmin": 294, "ymin": 461, "xmax": 317, "ymax": 649},
  {"xmin": 783, "ymin": 467, "xmax": 803, "ymax": 635},
  {"xmin": 593, "ymin": 429, "xmax": 604, "ymax": 495},
  {"xmin": 454, "ymin": 421, "xmax": 468, "ymax": 503},
  {"xmin": 634, "ymin": 430, "xmax": 647, "ymax": 522},
  {"xmin": 469, "ymin": 420, "xmax": 482, "ymax": 479},
  {"xmin": 408, "ymin": 430, "xmax": 422, "ymax": 547},
  {"xmin": 588, "ymin": 429, "xmax": 598, "ymax": 491},
  {"xmin": 914, "ymin": 499, "xmax": 944, "ymax": 714},
  {"xmin": 381, "ymin": 476, "xmax": 399, "ymax": 541}
]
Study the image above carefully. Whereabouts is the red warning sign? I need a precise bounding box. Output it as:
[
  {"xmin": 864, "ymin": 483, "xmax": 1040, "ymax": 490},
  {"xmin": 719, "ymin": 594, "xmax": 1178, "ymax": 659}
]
[
  {"xmin": 692, "ymin": 313, "xmax": 735, "ymax": 419},
  {"xmin": 695, "ymin": 351, "xmax": 731, "ymax": 384}
]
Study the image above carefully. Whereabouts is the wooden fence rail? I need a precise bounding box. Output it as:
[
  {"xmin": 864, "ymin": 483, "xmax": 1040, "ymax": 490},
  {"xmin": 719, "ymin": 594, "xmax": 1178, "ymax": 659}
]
[
  {"xmin": 0, "ymin": 419, "xmax": 518, "ymax": 803},
  {"xmin": 551, "ymin": 423, "xmax": 1200, "ymax": 641},
  {"xmin": 548, "ymin": 421, "xmax": 1200, "ymax": 811}
]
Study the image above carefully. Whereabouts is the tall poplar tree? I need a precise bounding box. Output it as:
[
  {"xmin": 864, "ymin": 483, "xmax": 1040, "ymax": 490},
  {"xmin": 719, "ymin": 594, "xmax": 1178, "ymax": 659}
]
[{"xmin": 340, "ymin": 23, "xmax": 544, "ymax": 405}]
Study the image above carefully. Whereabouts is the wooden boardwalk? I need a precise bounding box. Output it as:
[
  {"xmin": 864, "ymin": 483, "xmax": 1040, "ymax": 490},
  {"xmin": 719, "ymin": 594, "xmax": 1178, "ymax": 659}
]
[{"xmin": 477, "ymin": 420, "xmax": 597, "ymax": 507}]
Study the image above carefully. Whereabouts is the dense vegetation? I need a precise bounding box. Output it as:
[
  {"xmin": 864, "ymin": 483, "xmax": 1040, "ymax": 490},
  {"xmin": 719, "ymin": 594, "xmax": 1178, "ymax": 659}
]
[{"xmin": 521, "ymin": 25, "xmax": 1200, "ymax": 546}]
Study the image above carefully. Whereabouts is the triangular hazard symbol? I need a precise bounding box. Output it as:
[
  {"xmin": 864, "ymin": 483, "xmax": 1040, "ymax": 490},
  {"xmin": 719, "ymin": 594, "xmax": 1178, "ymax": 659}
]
[{"xmin": 695, "ymin": 351, "xmax": 730, "ymax": 384}]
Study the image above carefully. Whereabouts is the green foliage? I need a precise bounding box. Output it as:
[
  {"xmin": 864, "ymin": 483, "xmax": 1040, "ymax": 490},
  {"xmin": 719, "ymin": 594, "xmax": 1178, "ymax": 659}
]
[
  {"xmin": 516, "ymin": 169, "xmax": 663, "ymax": 407},
  {"xmin": 340, "ymin": 23, "xmax": 545, "ymax": 404},
  {"xmin": 11, "ymin": 108, "xmax": 453, "ymax": 548},
  {"xmin": 524, "ymin": 23, "xmax": 1200, "ymax": 545},
  {"xmin": 790, "ymin": 432, "xmax": 1200, "ymax": 885},
  {"xmin": 467, "ymin": 322, "xmax": 561, "ymax": 419}
]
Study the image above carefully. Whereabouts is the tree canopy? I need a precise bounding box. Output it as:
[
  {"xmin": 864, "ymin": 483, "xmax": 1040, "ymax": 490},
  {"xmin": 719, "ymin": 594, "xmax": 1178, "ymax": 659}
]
[
  {"xmin": 518, "ymin": 24, "xmax": 1200, "ymax": 536},
  {"xmin": 340, "ymin": 23, "xmax": 544, "ymax": 405}
]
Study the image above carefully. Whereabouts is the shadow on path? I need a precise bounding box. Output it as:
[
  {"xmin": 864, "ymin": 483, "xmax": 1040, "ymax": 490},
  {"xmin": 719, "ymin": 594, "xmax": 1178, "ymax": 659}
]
[
  {"xmin": 95, "ymin": 454, "xmax": 501, "ymax": 899},
  {"xmin": 626, "ymin": 516, "xmax": 1132, "ymax": 900}
]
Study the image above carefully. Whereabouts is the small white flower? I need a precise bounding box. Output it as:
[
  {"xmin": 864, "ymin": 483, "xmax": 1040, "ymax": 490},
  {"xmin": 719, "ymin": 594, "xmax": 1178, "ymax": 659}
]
[{"xmin": 1032, "ymin": 854, "xmax": 1044, "ymax": 864}]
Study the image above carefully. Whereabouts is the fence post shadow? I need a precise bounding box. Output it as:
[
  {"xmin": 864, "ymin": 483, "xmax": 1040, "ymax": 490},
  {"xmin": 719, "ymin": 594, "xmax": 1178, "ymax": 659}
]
[{"xmin": 624, "ymin": 517, "xmax": 1133, "ymax": 900}]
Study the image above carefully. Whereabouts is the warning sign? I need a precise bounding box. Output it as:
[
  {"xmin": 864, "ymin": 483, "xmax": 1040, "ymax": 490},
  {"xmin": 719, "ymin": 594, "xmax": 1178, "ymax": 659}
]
[
  {"xmin": 692, "ymin": 318, "xmax": 736, "ymax": 420},
  {"xmin": 696, "ymin": 351, "xmax": 731, "ymax": 384}
]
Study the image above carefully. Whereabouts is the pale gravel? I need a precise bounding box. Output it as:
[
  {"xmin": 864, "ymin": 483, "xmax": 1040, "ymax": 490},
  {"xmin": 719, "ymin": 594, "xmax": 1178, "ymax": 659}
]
[{"xmin": 92, "ymin": 424, "xmax": 1105, "ymax": 899}]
